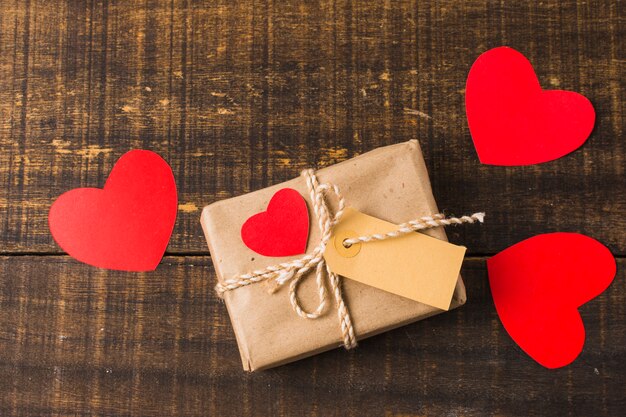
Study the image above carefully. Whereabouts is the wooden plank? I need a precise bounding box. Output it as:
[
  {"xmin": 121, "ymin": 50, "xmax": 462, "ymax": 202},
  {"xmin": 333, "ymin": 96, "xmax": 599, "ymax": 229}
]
[
  {"xmin": 0, "ymin": 256, "xmax": 624, "ymax": 416},
  {"xmin": 0, "ymin": 0, "xmax": 624, "ymax": 255}
]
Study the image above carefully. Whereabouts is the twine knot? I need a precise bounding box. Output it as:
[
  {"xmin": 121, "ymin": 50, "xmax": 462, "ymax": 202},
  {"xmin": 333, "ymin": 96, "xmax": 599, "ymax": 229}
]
[{"xmin": 215, "ymin": 169, "xmax": 484, "ymax": 350}]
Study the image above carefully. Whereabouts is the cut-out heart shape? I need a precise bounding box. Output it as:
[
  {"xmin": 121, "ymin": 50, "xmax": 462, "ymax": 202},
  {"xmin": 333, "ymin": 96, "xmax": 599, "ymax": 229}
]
[
  {"xmin": 488, "ymin": 233, "xmax": 615, "ymax": 368},
  {"xmin": 49, "ymin": 150, "xmax": 178, "ymax": 271},
  {"xmin": 241, "ymin": 188, "xmax": 309, "ymax": 257},
  {"xmin": 466, "ymin": 46, "xmax": 595, "ymax": 166}
]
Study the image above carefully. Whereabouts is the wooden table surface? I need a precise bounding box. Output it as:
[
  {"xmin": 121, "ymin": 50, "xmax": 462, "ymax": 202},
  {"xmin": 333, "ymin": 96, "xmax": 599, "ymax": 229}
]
[{"xmin": 0, "ymin": 1, "xmax": 624, "ymax": 416}]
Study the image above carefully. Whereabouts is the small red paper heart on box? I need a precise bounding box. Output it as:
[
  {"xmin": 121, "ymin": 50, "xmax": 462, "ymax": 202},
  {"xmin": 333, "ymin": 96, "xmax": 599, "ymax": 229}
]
[
  {"xmin": 488, "ymin": 233, "xmax": 615, "ymax": 368},
  {"xmin": 466, "ymin": 46, "xmax": 595, "ymax": 166},
  {"xmin": 49, "ymin": 150, "xmax": 178, "ymax": 271},
  {"xmin": 241, "ymin": 188, "xmax": 309, "ymax": 257}
]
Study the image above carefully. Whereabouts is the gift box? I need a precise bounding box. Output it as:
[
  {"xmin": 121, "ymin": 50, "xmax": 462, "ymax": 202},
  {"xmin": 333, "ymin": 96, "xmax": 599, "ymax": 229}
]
[{"xmin": 200, "ymin": 140, "xmax": 467, "ymax": 371}]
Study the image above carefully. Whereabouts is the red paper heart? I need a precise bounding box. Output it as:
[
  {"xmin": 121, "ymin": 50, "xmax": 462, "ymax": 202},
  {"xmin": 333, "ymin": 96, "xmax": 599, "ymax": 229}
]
[
  {"xmin": 488, "ymin": 233, "xmax": 615, "ymax": 368},
  {"xmin": 241, "ymin": 188, "xmax": 309, "ymax": 257},
  {"xmin": 466, "ymin": 46, "xmax": 595, "ymax": 166},
  {"xmin": 49, "ymin": 150, "xmax": 178, "ymax": 271}
]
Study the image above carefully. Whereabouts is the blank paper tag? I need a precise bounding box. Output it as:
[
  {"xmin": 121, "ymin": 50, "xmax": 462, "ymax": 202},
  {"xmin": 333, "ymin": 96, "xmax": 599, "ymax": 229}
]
[{"xmin": 323, "ymin": 208, "xmax": 466, "ymax": 310}]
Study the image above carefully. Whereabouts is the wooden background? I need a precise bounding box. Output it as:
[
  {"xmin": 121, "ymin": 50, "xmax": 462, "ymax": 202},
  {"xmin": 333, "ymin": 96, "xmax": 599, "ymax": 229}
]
[{"xmin": 0, "ymin": 0, "xmax": 624, "ymax": 415}]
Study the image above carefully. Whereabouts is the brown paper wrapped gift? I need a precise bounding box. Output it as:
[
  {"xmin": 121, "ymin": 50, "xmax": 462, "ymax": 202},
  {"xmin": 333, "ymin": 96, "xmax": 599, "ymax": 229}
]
[{"xmin": 200, "ymin": 140, "xmax": 466, "ymax": 371}]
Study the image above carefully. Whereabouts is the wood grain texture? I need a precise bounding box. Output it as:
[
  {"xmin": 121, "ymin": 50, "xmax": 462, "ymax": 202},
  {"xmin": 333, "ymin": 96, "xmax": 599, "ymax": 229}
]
[
  {"xmin": 0, "ymin": 0, "xmax": 624, "ymax": 416},
  {"xmin": 0, "ymin": 257, "xmax": 624, "ymax": 416},
  {"xmin": 0, "ymin": 0, "xmax": 624, "ymax": 254}
]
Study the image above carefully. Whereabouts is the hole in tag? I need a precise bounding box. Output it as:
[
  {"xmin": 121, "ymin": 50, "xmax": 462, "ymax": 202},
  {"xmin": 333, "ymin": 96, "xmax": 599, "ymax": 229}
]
[{"xmin": 334, "ymin": 230, "xmax": 361, "ymax": 258}]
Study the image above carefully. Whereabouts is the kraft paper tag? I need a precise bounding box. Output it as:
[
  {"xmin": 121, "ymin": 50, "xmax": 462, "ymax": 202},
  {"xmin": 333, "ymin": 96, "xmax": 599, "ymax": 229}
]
[{"xmin": 323, "ymin": 208, "xmax": 466, "ymax": 310}]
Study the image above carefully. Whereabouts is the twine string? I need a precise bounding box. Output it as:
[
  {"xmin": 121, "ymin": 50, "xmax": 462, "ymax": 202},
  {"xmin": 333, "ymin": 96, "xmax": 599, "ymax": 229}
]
[{"xmin": 215, "ymin": 169, "xmax": 484, "ymax": 349}]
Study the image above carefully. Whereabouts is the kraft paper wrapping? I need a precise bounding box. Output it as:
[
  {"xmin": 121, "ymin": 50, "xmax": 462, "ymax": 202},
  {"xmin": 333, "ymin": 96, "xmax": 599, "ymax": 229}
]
[{"xmin": 200, "ymin": 140, "xmax": 467, "ymax": 371}]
